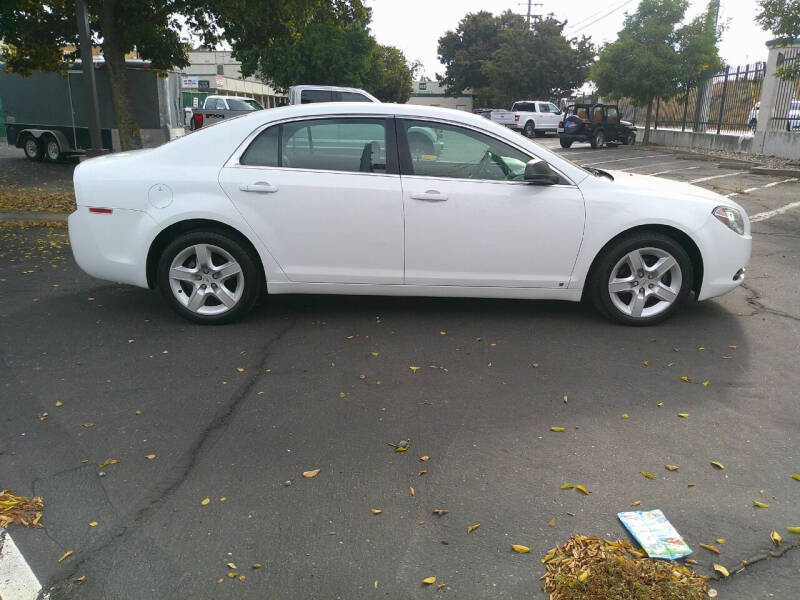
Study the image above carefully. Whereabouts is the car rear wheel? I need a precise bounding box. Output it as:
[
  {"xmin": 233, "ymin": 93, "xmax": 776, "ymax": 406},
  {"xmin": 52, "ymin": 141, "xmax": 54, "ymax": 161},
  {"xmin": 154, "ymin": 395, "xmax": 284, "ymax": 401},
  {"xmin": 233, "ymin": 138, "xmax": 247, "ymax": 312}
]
[
  {"xmin": 590, "ymin": 130, "xmax": 605, "ymax": 149},
  {"xmin": 157, "ymin": 230, "xmax": 261, "ymax": 324},
  {"xmin": 23, "ymin": 136, "xmax": 43, "ymax": 161},
  {"xmin": 622, "ymin": 132, "xmax": 636, "ymax": 146},
  {"xmin": 559, "ymin": 139, "xmax": 572, "ymax": 148},
  {"xmin": 523, "ymin": 121, "xmax": 535, "ymax": 138},
  {"xmin": 590, "ymin": 232, "xmax": 693, "ymax": 326}
]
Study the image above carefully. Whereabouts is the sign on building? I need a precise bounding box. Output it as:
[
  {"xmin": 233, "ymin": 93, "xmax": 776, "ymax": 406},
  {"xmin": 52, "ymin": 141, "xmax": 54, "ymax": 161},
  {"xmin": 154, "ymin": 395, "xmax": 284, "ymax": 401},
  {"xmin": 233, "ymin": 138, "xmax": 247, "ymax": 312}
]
[
  {"xmin": 215, "ymin": 74, "xmax": 225, "ymax": 89},
  {"xmin": 181, "ymin": 76, "xmax": 198, "ymax": 89}
]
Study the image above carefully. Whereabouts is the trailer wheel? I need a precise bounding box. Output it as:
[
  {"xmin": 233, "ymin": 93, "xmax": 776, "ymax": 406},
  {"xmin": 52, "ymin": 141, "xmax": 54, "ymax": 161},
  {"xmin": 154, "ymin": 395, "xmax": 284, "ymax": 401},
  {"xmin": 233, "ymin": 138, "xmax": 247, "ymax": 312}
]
[
  {"xmin": 44, "ymin": 136, "xmax": 63, "ymax": 163},
  {"xmin": 23, "ymin": 136, "xmax": 44, "ymax": 161}
]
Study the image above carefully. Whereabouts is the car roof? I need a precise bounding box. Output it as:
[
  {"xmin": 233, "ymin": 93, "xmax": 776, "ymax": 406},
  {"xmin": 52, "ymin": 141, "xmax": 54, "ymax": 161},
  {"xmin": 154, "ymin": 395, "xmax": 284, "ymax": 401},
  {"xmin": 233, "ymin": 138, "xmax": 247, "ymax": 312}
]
[{"xmin": 207, "ymin": 95, "xmax": 257, "ymax": 101}]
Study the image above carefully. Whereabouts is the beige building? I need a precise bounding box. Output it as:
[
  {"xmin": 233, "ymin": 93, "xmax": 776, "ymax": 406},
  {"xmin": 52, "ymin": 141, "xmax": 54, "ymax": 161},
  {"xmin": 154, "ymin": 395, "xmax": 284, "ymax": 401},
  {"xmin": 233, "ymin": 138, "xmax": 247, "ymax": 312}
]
[
  {"xmin": 408, "ymin": 77, "xmax": 473, "ymax": 112},
  {"xmin": 179, "ymin": 50, "xmax": 286, "ymax": 109}
]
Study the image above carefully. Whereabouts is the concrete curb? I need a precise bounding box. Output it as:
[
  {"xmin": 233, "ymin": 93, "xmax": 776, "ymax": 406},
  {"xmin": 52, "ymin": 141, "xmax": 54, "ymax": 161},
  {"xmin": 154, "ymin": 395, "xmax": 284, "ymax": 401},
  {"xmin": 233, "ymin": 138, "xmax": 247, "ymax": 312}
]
[
  {"xmin": 0, "ymin": 211, "xmax": 68, "ymax": 222},
  {"xmin": 749, "ymin": 166, "xmax": 800, "ymax": 177}
]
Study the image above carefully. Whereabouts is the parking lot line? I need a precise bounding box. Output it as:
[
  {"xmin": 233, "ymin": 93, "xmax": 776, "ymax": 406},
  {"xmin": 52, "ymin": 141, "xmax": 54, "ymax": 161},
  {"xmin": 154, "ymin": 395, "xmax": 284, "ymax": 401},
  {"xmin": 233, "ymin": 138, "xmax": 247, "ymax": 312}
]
[
  {"xmin": 649, "ymin": 166, "xmax": 701, "ymax": 176},
  {"xmin": 0, "ymin": 532, "xmax": 43, "ymax": 600},
  {"xmin": 577, "ymin": 154, "xmax": 669, "ymax": 166},
  {"xmin": 618, "ymin": 160, "xmax": 677, "ymax": 172},
  {"xmin": 750, "ymin": 200, "xmax": 800, "ymax": 222},
  {"xmin": 689, "ymin": 171, "xmax": 746, "ymax": 183},
  {"xmin": 725, "ymin": 178, "xmax": 798, "ymax": 199}
]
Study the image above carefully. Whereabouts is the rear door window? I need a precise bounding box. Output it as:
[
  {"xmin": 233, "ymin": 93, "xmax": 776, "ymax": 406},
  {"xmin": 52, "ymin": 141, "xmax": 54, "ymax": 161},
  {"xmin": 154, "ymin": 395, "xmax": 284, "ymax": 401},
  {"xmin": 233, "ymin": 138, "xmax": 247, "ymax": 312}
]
[
  {"xmin": 336, "ymin": 91, "xmax": 373, "ymax": 102},
  {"xmin": 300, "ymin": 89, "xmax": 334, "ymax": 104}
]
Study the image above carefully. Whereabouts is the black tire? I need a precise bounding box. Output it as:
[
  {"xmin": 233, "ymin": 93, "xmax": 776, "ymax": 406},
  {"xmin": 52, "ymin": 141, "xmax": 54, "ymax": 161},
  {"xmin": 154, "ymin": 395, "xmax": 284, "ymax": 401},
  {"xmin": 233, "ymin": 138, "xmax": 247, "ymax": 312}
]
[
  {"xmin": 559, "ymin": 139, "xmax": 573, "ymax": 148},
  {"xmin": 589, "ymin": 231, "xmax": 693, "ymax": 326},
  {"xmin": 622, "ymin": 132, "xmax": 636, "ymax": 146},
  {"xmin": 523, "ymin": 121, "xmax": 535, "ymax": 138},
  {"xmin": 22, "ymin": 135, "xmax": 44, "ymax": 161},
  {"xmin": 157, "ymin": 230, "xmax": 262, "ymax": 324},
  {"xmin": 43, "ymin": 136, "xmax": 63, "ymax": 162},
  {"xmin": 590, "ymin": 130, "xmax": 605, "ymax": 149}
]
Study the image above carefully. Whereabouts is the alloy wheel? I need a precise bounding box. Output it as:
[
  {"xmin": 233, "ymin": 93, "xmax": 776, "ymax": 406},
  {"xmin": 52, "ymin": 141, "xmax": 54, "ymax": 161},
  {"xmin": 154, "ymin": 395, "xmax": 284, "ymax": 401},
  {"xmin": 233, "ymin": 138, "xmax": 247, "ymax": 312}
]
[
  {"xmin": 607, "ymin": 247, "xmax": 682, "ymax": 319},
  {"xmin": 168, "ymin": 243, "xmax": 244, "ymax": 316}
]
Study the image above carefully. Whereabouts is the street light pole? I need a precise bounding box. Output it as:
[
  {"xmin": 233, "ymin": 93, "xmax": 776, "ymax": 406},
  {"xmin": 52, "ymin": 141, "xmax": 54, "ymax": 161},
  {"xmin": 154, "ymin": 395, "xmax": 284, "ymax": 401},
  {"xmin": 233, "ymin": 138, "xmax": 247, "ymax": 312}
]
[{"xmin": 75, "ymin": 0, "xmax": 105, "ymax": 157}]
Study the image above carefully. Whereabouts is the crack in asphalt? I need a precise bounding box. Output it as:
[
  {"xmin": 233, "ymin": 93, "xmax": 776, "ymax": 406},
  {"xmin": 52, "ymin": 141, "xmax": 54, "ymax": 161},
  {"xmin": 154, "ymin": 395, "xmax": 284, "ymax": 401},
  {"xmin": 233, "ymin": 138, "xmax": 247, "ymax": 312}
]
[
  {"xmin": 40, "ymin": 314, "xmax": 298, "ymax": 598},
  {"xmin": 741, "ymin": 282, "xmax": 800, "ymax": 323}
]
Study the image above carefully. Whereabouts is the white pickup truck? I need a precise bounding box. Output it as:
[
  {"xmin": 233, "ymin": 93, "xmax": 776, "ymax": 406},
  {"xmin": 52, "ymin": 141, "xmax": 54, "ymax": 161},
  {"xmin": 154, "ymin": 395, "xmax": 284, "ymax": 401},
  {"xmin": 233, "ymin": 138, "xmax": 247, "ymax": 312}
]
[
  {"xmin": 489, "ymin": 100, "xmax": 564, "ymax": 138},
  {"xmin": 189, "ymin": 95, "xmax": 264, "ymax": 130}
]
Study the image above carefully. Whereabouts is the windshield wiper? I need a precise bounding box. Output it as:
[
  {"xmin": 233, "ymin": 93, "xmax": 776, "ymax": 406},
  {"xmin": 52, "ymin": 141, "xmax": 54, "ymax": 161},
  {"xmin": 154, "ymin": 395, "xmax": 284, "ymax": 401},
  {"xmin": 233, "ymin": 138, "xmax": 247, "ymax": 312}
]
[{"xmin": 586, "ymin": 166, "xmax": 614, "ymax": 181}]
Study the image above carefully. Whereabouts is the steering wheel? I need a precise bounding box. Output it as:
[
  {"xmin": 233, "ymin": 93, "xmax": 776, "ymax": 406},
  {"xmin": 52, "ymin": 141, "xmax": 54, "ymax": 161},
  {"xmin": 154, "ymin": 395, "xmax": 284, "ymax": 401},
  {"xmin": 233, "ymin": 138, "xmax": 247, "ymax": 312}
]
[{"xmin": 473, "ymin": 149, "xmax": 511, "ymax": 180}]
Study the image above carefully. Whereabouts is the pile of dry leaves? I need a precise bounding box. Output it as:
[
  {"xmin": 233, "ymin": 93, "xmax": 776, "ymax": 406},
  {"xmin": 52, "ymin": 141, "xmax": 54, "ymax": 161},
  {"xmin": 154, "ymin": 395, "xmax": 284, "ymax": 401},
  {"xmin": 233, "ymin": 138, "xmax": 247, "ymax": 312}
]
[
  {"xmin": 0, "ymin": 490, "xmax": 44, "ymax": 528},
  {"xmin": 541, "ymin": 534, "xmax": 707, "ymax": 600}
]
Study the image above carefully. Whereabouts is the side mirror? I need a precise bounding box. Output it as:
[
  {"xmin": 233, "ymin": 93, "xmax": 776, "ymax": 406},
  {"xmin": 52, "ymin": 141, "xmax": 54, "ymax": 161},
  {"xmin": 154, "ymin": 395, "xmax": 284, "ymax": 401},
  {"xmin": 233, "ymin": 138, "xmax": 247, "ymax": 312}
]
[{"xmin": 524, "ymin": 159, "xmax": 560, "ymax": 185}]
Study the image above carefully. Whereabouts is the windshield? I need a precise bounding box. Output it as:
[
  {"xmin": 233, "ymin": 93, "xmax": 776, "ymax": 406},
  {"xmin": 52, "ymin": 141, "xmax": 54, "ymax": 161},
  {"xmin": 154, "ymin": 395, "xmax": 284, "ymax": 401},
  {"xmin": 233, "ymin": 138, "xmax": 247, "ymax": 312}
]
[{"xmin": 226, "ymin": 98, "xmax": 262, "ymax": 111}]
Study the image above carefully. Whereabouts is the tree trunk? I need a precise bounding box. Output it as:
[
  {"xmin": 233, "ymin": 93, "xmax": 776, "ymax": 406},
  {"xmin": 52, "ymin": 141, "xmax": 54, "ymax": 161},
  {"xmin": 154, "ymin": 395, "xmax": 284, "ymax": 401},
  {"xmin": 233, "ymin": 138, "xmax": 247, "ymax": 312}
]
[
  {"xmin": 643, "ymin": 100, "xmax": 653, "ymax": 145},
  {"xmin": 99, "ymin": 0, "xmax": 141, "ymax": 151}
]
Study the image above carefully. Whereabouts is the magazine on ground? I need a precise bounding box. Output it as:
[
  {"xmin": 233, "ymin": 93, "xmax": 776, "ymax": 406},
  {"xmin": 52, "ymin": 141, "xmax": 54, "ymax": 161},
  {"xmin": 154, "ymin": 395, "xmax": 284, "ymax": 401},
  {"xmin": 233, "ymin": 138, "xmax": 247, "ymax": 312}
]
[{"xmin": 617, "ymin": 509, "xmax": 693, "ymax": 560}]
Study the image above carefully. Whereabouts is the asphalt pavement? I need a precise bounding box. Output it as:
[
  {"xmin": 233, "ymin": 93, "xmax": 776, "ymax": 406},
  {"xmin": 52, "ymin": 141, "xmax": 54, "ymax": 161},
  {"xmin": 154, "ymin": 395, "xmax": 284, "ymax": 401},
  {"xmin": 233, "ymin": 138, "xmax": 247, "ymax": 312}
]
[{"xmin": 1, "ymin": 139, "xmax": 799, "ymax": 599}]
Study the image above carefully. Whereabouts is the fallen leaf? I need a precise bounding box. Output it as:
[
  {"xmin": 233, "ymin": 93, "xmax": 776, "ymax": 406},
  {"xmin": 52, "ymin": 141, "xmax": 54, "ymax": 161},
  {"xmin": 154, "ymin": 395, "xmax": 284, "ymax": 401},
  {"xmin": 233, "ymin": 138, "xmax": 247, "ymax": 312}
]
[
  {"xmin": 680, "ymin": 376, "xmax": 691, "ymax": 383},
  {"xmin": 563, "ymin": 394, "xmax": 568, "ymax": 403},
  {"xmin": 437, "ymin": 583, "xmax": 446, "ymax": 590},
  {"xmin": 410, "ymin": 486, "xmax": 415, "ymax": 496},
  {"xmin": 713, "ymin": 564, "xmax": 729, "ymax": 577},
  {"xmin": 716, "ymin": 538, "xmax": 726, "ymax": 544},
  {"xmin": 432, "ymin": 509, "xmax": 449, "ymax": 516},
  {"xmin": 550, "ymin": 426, "xmax": 565, "ymax": 432},
  {"xmin": 135, "ymin": 409, "xmax": 141, "ymax": 415},
  {"xmin": 511, "ymin": 544, "xmax": 531, "ymax": 553},
  {"xmin": 770, "ymin": 530, "xmax": 782, "ymax": 545},
  {"xmin": 698, "ymin": 346, "xmax": 706, "ymax": 351},
  {"xmin": 303, "ymin": 469, "xmax": 321, "ymax": 478},
  {"xmin": 57, "ymin": 550, "xmax": 74, "ymax": 563},
  {"xmin": 440, "ymin": 330, "xmax": 446, "ymax": 335},
  {"xmin": 216, "ymin": 578, "xmax": 224, "ymax": 584},
  {"xmin": 82, "ymin": 422, "xmax": 95, "ymax": 428},
  {"xmin": 578, "ymin": 569, "xmax": 590, "ymax": 582},
  {"xmin": 227, "ymin": 572, "xmax": 237, "ymax": 579},
  {"xmin": 641, "ymin": 471, "xmax": 656, "ymax": 479},
  {"xmin": 631, "ymin": 500, "xmax": 641, "ymax": 507},
  {"xmin": 339, "ymin": 392, "xmax": 346, "ymax": 398},
  {"xmin": 548, "ymin": 517, "xmax": 556, "ymax": 527},
  {"xmin": 666, "ymin": 362, "xmax": 674, "ymax": 367},
  {"xmin": 409, "ymin": 366, "xmax": 420, "ymax": 373},
  {"xmin": 721, "ymin": 354, "xmax": 732, "ymax": 359},
  {"xmin": 541, "ymin": 551, "xmax": 555, "ymax": 563},
  {"xmin": 728, "ymin": 345, "xmax": 738, "ymax": 349},
  {"xmin": 371, "ymin": 508, "xmax": 383, "ymax": 515},
  {"xmin": 786, "ymin": 526, "xmax": 800, "ymax": 534},
  {"xmin": 74, "ymin": 575, "xmax": 86, "ymax": 583},
  {"xmin": 700, "ymin": 543, "xmax": 720, "ymax": 554},
  {"xmin": 37, "ymin": 412, "xmax": 48, "ymax": 421},
  {"xmin": 711, "ymin": 461, "xmax": 725, "ymax": 469},
  {"xmin": 657, "ymin": 402, "xmax": 664, "ymax": 407},
  {"xmin": 467, "ymin": 523, "xmax": 480, "ymax": 534},
  {"xmin": 227, "ymin": 562, "xmax": 238, "ymax": 569},
  {"xmin": 684, "ymin": 558, "xmax": 698, "ymax": 565},
  {"xmin": 678, "ymin": 413, "xmax": 690, "ymax": 418},
  {"xmin": 374, "ymin": 580, "xmax": 379, "ymax": 589},
  {"xmin": 419, "ymin": 455, "xmax": 430, "ymax": 461},
  {"xmin": 238, "ymin": 575, "xmax": 246, "ymax": 582},
  {"xmin": 370, "ymin": 352, "xmax": 379, "ymax": 357},
  {"xmin": 98, "ymin": 458, "xmax": 119, "ymax": 469},
  {"xmin": 236, "ymin": 367, "xmax": 245, "ymax": 373},
  {"xmin": 560, "ymin": 484, "xmax": 574, "ymax": 490},
  {"xmin": 88, "ymin": 521, "xmax": 98, "ymax": 527},
  {"xmin": 395, "ymin": 446, "xmax": 408, "ymax": 452},
  {"xmin": 702, "ymin": 380, "xmax": 710, "ymax": 387},
  {"xmin": 422, "ymin": 576, "xmax": 436, "ymax": 585},
  {"xmin": 55, "ymin": 401, "xmax": 63, "ymax": 407},
  {"xmin": 145, "ymin": 454, "xmax": 156, "ymax": 460},
  {"xmin": 753, "ymin": 500, "xmax": 769, "ymax": 508},
  {"xmin": 665, "ymin": 465, "xmax": 679, "ymax": 471},
  {"xmin": 575, "ymin": 485, "xmax": 590, "ymax": 495},
  {"xmin": 642, "ymin": 360, "xmax": 649, "ymax": 366},
  {"xmin": 201, "ymin": 497, "xmax": 210, "ymax": 506},
  {"xmin": 790, "ymin": 473, "xmax": 800, "ymax": 481},
  {"xmin": 708, "ymin": 588, "xmax": 717, "ymax": 598},
  {"xmin": 621, "ymin": 413, "xmax": 629, "ymax": 419},
  {"xmin": 418, "ymin": 470, "xmax": 427, "ymax": 476},
  {"xmin": 220, "ymin": 497, "xmax": 227, "ymax": 502}
]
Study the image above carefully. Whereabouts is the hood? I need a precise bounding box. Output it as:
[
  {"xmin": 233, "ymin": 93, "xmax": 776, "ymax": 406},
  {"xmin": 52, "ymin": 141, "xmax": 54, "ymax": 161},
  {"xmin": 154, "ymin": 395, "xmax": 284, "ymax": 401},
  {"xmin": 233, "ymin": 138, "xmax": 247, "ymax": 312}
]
[
  {"xmin": 620, "ymin": 120, "xmax": 636, "ymax": 129},
  {"xmin": 604, "ymin": 169, "xmax": 743, "ymax": 210}
]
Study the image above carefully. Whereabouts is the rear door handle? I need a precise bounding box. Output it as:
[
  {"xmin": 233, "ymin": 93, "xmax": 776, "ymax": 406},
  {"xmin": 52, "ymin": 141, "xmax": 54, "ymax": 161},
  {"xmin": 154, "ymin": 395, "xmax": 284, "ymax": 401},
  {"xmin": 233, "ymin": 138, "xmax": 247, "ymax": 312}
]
[
  {"xmin": 410, "ymin": 190, "xmax": 448, "ymax": 202},
  {"xmin": 239, "ymin": 181, "xmax": 278, "ymax": 193}
]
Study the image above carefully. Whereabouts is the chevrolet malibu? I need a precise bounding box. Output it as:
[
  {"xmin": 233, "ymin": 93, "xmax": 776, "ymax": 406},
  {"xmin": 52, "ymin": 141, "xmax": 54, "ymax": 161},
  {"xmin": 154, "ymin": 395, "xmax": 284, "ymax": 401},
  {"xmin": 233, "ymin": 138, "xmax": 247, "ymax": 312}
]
[{"xmin": 68, "ymin": 103, "xmax": 751, "ymax": 325}]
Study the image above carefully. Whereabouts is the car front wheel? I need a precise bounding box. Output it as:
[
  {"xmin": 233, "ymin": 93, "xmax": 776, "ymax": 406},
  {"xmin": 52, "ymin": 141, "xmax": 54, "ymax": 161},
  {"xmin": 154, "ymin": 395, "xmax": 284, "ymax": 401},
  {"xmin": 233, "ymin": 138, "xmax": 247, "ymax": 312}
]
[
  {"xmin": 157, "ymin": 230, "xmax": 261, "ymax": 324},
  {"xmin": 523, "ymin": 121, "xmax": 535, "ymax": 138},
  {"xmin": 590, "ymin": 232, "xmax": 693, "ymax": 326},
  {"xmin": 590, "ymin": 130, "xmax": 605, "ymax": 149},
  {"xmin": 623, "ymin": 133, "xmax": 636, "ymax": 146}
]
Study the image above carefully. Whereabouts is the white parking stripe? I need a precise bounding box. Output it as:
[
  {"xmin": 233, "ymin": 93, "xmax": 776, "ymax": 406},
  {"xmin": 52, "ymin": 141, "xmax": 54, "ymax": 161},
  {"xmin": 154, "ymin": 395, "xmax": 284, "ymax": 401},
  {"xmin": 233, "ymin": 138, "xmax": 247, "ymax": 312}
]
[
  {"xmin": 0, "ymin": 532, "xmax": 43, "ymax": 600},
  {"xmin": 724, "ymin": 178, "xmax": 797, "ymax": 198},
  {"xmin": 578, "ymin": 154, "xmax": 669, "ymax": 166},
  {"xmin": 618, "ymin": 161, "xmax": 677, "ymax": 172},
  {"xmin": 689, "ymin": 171, "xmax": 746, "ymax": 183},
  {"xmin": 649, "ymin": 166, "xmax": 701, "ymax": 176},
  {"xmin": 764, "ymin": 177, "xmax": 798, "ymax": 188},
  {"xmin": 750, "ymin": 200, "xmax": 800, "ymax": 222}
]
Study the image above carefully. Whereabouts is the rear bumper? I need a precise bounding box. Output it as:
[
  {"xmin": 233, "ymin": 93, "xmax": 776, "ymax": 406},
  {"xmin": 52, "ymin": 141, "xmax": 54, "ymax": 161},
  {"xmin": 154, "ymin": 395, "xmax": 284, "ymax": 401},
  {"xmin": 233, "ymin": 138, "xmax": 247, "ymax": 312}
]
[{"xmin": 68, "ymin": 207, "xmax": 155, "ymax": 288}]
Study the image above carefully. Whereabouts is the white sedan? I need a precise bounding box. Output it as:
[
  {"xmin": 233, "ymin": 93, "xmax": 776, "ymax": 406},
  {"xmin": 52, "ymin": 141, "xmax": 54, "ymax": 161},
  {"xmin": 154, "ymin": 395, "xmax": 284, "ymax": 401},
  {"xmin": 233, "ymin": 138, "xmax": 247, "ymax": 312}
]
[{"xmin": 68, "ymin": 103, "xmax": 751, "ymax": 325}]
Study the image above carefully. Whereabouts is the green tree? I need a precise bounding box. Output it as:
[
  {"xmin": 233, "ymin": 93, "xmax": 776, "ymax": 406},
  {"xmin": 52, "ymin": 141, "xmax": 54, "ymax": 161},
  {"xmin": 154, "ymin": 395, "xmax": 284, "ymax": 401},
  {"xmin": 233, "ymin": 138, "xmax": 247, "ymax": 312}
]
[
  {"xmin": 367, "ymin": 46, "xmax": 417, "ymax": 103},
  {"xmin": 437, "ymin": 10, "xmax": 594, "ymax": 107},
  {"xmin": 757, "ymin": 0, "xmax": 800, "ymax": 78},
  {"xmin": 590, "ymin": 0, "xmax": 721, "ymax": 143}
]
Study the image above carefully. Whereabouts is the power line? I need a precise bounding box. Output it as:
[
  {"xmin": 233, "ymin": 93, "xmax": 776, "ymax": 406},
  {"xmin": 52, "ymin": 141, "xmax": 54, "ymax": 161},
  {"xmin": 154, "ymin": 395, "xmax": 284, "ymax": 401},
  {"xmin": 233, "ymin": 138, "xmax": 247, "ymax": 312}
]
[{"xmin": 564, "ymin": 0, "xmax": 637, "ymax": 37}]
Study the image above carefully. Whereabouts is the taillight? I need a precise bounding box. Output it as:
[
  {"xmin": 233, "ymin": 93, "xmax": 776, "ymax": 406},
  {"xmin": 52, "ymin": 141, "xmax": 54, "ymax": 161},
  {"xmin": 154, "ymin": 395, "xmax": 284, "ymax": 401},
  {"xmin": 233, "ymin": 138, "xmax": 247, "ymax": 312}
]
[
  {"xmin": 88, "ymin": 207, "xmax": 113, "ymax": 214},
  {"xmin": 558, "ymin": 121, "xmax": 563, "ymax": 128},
  {"xmin": 192, "ymin": 112, "xmax": 203, "ymax": 129},
  {"xmin": 514, "ymin": 114, "xmax": 520, "ymax": 122}
]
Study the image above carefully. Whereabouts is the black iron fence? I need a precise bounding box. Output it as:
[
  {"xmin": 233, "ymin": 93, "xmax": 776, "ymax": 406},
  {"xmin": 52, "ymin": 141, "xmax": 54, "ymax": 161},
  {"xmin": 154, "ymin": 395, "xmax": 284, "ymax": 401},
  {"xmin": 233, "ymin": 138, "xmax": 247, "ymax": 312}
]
[
  {"xmin": 653, "ymin": 62, "xmax": 766, "ymax": 134},
  {"xmin": 772, "ymin": 47, "xmax": 800, "ymax": 131}
]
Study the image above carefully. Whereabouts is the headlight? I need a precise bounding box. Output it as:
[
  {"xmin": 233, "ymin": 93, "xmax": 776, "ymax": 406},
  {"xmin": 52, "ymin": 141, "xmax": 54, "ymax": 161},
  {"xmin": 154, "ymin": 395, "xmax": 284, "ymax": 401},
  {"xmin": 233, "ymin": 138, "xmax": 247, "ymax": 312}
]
[{"xmin": 713, "ymin": 206, "xmax": 745, "ymax": 235}]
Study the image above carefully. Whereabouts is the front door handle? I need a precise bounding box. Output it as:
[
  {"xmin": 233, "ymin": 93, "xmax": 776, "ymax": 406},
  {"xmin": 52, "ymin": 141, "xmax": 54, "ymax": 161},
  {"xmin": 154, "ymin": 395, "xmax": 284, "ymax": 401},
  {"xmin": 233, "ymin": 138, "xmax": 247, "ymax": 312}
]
[
  {"xmin": 240, "ymin": 181, "xmax": 278, "ymax": 193},
  {"xmin": 410, "ymin": 190, "xmax": 448, "ymax": 202}
]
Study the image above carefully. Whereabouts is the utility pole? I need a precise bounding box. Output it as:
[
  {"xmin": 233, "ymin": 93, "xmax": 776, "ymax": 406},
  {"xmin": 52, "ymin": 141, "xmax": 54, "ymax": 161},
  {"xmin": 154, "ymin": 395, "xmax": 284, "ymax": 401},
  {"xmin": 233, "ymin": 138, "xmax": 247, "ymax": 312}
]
[
  {"xmin": 521, "ymin": 1, "xmax": 543, "ymax": 27},
  {"xmin": 75, "ymin": 0, "xmax": 105, "ymax": 156}
]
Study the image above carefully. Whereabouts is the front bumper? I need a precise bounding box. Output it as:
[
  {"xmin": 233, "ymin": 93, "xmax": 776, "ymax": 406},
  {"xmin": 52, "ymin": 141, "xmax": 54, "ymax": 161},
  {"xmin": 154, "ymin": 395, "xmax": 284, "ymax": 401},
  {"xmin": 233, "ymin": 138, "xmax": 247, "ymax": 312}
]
[
  {"xmin": 693, "ymin": 214, "xmax": 752, "ymax": 301},
  {"xmin": 68, "ymin": 207, "xmax": 155, "ymax": 288},
  {"xmin": 559, "ymin": 133, "xmax": 590, "ymax": 142}
]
